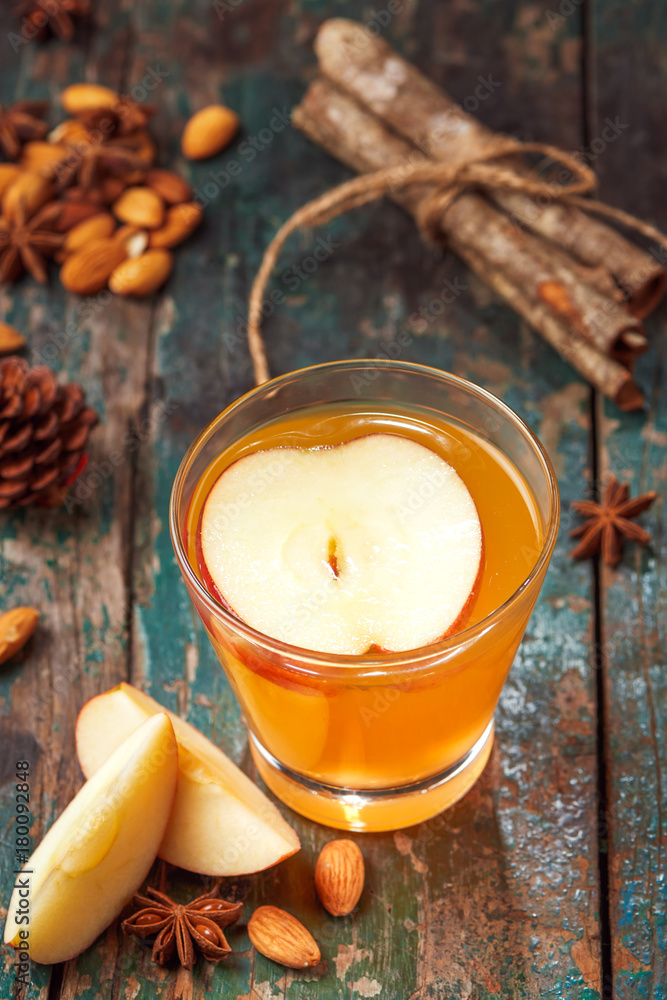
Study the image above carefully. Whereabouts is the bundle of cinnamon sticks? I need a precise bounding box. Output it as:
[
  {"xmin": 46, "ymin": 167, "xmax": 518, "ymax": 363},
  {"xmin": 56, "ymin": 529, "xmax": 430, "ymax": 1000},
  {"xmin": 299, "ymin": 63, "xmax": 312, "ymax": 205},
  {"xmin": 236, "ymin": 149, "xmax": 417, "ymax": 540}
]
[{"xmin": 291, "ymin": 19, "xmax": 665, "ymax": 410}]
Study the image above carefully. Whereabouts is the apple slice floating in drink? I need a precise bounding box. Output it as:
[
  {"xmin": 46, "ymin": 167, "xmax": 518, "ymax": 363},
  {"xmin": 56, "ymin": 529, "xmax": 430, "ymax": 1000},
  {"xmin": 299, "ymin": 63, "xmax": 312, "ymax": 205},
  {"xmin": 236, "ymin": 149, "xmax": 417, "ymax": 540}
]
[{"xmin": 200, "ymin": 433, "xmax": 483, "ymax": 655}]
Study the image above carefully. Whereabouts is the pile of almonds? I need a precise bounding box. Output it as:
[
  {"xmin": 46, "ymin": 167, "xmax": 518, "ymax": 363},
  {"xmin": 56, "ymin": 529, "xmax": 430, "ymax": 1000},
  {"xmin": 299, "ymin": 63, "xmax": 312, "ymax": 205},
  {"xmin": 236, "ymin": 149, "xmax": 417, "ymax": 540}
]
[{"xmin": 0, "ymin": 84, "xmax": 239, "ymax": 298}]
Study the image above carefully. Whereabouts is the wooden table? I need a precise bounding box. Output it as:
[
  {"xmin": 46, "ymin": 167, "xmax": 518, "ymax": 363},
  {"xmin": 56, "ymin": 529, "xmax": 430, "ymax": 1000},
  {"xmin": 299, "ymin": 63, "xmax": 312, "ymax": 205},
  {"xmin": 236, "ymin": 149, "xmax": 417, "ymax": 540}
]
[{"xmin": 1, "ymin": 2, "xmax": 665, "ymax": 997}]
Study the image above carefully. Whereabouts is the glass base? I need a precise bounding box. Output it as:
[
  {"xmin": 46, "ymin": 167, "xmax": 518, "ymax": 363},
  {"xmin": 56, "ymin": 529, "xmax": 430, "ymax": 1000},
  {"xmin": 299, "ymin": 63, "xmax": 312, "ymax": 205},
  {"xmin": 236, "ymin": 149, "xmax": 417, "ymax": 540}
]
[{"xmin": 249, "ymin": 720, "xmax": 495, "ymax": 832}]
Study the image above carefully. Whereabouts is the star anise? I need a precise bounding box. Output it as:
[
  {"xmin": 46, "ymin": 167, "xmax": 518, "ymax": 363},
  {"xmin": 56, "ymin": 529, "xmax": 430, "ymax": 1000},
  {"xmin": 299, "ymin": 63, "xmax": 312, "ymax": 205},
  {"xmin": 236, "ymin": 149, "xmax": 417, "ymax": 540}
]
[
  {"xmin": 0, "ymin": 101, "xmax": 49, "ymax": 160},
  {"xmin": 0, "ymin": 200, "xmax": 63, "ymax": 284},
  {"xmin": 54, "ymin": 133, "xmax": 147, "ymax": 190},
  {"xmin": 122, "ymin": 887, "xmax": 243, "ymax": 969},
  {"xmin": 13, "ymin": 0, "xmax": 91, "ymax": 43},
  {"xmin": 75, "ymin": 98, "xmax": 157, "ymax": 137},
  {"xmin": 570, "ymin": 476, "xmax": 657, "ymax": 567}
]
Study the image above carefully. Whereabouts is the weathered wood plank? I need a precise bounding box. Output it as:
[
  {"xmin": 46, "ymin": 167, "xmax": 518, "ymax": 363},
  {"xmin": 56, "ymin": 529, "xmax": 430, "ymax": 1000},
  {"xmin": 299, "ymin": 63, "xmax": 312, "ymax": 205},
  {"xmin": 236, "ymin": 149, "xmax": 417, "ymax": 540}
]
[
  {"xmin": 590, "ymin": 2, "xmax": 667, "ymax": 995},
  {"xmin": 0, "ymin": 3, "xmax": 152, "ymax": 998}
]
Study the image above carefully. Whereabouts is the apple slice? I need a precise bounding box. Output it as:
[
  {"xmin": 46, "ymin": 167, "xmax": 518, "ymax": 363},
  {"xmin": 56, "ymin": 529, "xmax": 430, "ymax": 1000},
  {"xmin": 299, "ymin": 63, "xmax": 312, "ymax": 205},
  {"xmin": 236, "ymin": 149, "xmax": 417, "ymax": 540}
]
[
  {"xmin": 200, "ymin": 433, "xmax": 483, "ymax": 654},
  {"xmin": 4, "ymin": 713, "xmax": 177, "ymax": 965},
  {"xmin": 75, "ymin": 682, "xmax": 300, "ymax": 876}
]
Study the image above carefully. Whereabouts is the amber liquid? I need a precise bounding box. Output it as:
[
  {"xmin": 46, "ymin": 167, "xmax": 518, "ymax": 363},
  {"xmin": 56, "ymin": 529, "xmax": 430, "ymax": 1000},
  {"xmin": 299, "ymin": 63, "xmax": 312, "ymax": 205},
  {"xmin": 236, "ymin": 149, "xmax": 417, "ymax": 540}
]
[{"xmin": 184, "ymin": 403, "xmax": 543, "ymax": 811}]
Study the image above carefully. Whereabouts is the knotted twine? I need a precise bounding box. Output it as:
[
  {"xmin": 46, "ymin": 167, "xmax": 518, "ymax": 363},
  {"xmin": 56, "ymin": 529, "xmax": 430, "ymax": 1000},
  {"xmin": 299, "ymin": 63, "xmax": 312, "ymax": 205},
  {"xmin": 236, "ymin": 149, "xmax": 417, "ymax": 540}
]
[{"xmin": 247, "ymin": 135, "xmax": 667, "ymax": 386}]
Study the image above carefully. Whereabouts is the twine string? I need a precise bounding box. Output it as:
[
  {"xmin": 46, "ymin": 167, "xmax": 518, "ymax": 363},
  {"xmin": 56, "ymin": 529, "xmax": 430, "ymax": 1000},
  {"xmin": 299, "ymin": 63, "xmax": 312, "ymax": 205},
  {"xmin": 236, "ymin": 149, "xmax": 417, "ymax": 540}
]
[{"xmin": 247, "ymin": 135, "xmax": 667, "ymax": 385}]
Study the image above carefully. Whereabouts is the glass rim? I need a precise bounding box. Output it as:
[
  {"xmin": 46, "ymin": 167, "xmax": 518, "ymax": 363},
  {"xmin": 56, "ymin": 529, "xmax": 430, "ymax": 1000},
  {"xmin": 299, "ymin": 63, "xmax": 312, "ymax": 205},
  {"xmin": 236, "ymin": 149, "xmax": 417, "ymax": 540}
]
[{"xmin": 169, "ymin": 359, "xmax": 560, "ymax": 677}]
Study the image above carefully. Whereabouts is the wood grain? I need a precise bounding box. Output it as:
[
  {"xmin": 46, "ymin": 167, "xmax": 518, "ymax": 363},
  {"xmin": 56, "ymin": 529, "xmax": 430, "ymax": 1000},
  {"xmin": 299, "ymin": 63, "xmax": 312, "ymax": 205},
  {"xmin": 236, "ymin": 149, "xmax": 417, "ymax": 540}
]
[
  {"xmin": 590, "ymin": 1, "xmax": 667, "ymax": 996},
  {"xmin": 0, "ymin": 2, "xmax": 155, "ymax": 998}
]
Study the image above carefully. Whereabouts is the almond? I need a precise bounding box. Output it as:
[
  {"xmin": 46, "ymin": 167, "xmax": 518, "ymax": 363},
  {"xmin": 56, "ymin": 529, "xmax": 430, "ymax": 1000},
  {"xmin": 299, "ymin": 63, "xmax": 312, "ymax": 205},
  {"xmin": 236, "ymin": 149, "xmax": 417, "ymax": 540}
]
[
  {"xmin": 117, "ymin": 169, "xmax": 147, "ymax": 187},
  {"xmin": 247, "ymin": 906, "xmax": 320, "ymax": 969},
  {"xmin": 0, "ymin": 607, "xmax": 39, "ymax": 667},
  {"xmin": 314, "ymin": 839, "xmax": 365, "ymax": 916},
  {"xmin": 115, "ymin": 226, "xmax": 149, "ymax": 258},
  {"xmin": 60, "ymin": 238, "xmax": 128, "ymax": 296},
  {"xmin": 55, "ymin": 200, "xmax": 102, "ymax": 233},
  {"xmin": 0, "ymin": 322, "xmax": 26, "ymax": 355},
  {"xmin": 146, "ymin": 168, "xmax": 192, "ymax": 205},
  {"xmin": 20, "ymin": 141, "xmax": 69, "ymax": 178},
  {"xmin": 63, "ymin": 213, "xmax": 116, "ymax": 255},
  {"xmin": 64, "ymin": 186, "xmax": 105, "ymax": 205},
  {"xmin": 181, "ymin": 105, "xmax": 239, "ymax": 160},
  {"xmin": 2, "ymin": 171, "xmax": 53, "ymax": 221},
  {"xmin": 133, "ymin": 132, "xmax": 157, "ymax": 168},
  {"xmin": 113, "ymin": 187, "xmax": 165, "ymax": 229},
  {"xmin": 149, "ymin": 202, "xmax": 203, "ymax": 248},
  {"xmin": 61, "ymin": 83, "xmax": 119, "ymax": 114},
  {"xmin": 109, "ymin": 249, "xmax": 173, "ymax": 297},
  {"xmin": 98, "ymin": 177, "xmax": 126, "ymax": 204},
  {"xmin": 126, "ymin": 232, "xmax": 150, "ymax": 259},
  {"xmin": 48, "ymin": 119, "xmax": 91, "ymax": 146},
  {"xmin": 0, "ymin": 164, "xmax": 22, "ymax": 199}
]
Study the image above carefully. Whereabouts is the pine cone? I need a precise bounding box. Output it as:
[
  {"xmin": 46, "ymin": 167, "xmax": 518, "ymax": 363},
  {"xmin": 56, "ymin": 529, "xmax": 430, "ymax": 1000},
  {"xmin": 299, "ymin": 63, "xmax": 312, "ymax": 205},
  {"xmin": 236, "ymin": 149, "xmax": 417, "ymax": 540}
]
[{"xmin": 0, "ymin": 357, "xmax": 98, "ymax": 509}]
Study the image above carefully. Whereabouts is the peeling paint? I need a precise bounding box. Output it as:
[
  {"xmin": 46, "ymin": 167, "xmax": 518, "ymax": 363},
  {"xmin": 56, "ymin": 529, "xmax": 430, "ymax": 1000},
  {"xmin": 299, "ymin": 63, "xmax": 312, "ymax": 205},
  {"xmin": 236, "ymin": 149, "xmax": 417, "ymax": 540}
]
[
  {"xmin": 334, "ymin": 943, "xmax": 372, "ymax": 979},
  {"xmin": 349, "ymin": 975, "xmax": 383, "ymax": 997},
  {"xmin": 537, "ymin": 383, "xmax": 589, "ymax": 476},
  {"xmin": 236, "ymin": 983, "xmax": 281, "ymax": 1000},
  {"xmin": 123, "ymin": 973, "xmax": 141, "ymax": 1000},
  {"xmin": 394, "ymin": 831, "xmax": 428, "ymax": 874}
]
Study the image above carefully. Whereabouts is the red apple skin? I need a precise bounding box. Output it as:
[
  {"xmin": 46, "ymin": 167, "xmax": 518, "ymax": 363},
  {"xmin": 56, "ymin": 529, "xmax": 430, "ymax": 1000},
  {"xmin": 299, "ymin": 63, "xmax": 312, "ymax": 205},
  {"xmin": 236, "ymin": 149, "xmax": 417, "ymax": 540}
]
[{"xmin": 196, "ymin": 523, "xmax": 234, "ymax": 613}]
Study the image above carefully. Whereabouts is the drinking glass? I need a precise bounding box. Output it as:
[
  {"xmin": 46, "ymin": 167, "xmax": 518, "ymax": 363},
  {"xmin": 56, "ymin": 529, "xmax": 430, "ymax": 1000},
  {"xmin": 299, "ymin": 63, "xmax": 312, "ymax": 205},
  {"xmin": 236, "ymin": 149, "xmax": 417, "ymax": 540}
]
[{"xmin": 170, "ymin": 360, "xmax": 559, "ymax": 831}]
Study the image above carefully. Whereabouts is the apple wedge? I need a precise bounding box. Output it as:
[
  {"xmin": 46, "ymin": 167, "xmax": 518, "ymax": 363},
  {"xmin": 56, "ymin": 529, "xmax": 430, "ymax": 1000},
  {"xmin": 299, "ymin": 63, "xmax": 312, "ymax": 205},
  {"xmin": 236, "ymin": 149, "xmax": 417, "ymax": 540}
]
[
  {"xmin": 75, "ymin": 682, "xmax": 300, "ymax": 876},
  {"xmin": 4, "ymin": 713, "xmax": 177, "ymax": 965},
  {"xmin": 200, "ymin": 433, "xmax": 483, "ymax": 654}
]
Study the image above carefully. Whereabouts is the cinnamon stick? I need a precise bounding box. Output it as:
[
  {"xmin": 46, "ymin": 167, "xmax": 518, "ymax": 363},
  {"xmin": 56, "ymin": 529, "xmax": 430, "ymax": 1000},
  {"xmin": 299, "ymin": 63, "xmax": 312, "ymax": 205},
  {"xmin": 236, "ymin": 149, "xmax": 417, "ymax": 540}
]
[
  {"xmin": 461, "ymin": 248, "xmax": 643, "ymax": 411},
  {"xmin": 293, "ymin": 79, "xmax": 644, "ymax": 410},
  {"xmin": 315, "ymin": 18, "xmax": 666, "ymax": 320},
  {"xmin": 295, "ymin": 80, "xmax": 644, "ymax": 364}
]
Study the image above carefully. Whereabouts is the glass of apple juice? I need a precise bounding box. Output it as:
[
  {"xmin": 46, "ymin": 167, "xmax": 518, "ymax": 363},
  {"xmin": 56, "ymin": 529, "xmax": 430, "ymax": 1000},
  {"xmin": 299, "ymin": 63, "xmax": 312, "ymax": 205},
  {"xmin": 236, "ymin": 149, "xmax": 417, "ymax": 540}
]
[{"xmin": 170, "ymin": 360, "xmax": 559, "ymax": 831}]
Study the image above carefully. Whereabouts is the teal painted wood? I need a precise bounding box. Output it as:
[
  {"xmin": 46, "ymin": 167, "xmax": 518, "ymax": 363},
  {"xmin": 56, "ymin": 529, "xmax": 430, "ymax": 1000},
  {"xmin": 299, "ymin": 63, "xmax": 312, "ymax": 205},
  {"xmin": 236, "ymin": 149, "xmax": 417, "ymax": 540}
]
[
  {"xmin": 0, "ymin": 4, "xmax": 151, "ymax": 999},
  {"xmin": 591, "ymin": 2, "xmax": 667, "ymax": 996}
]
